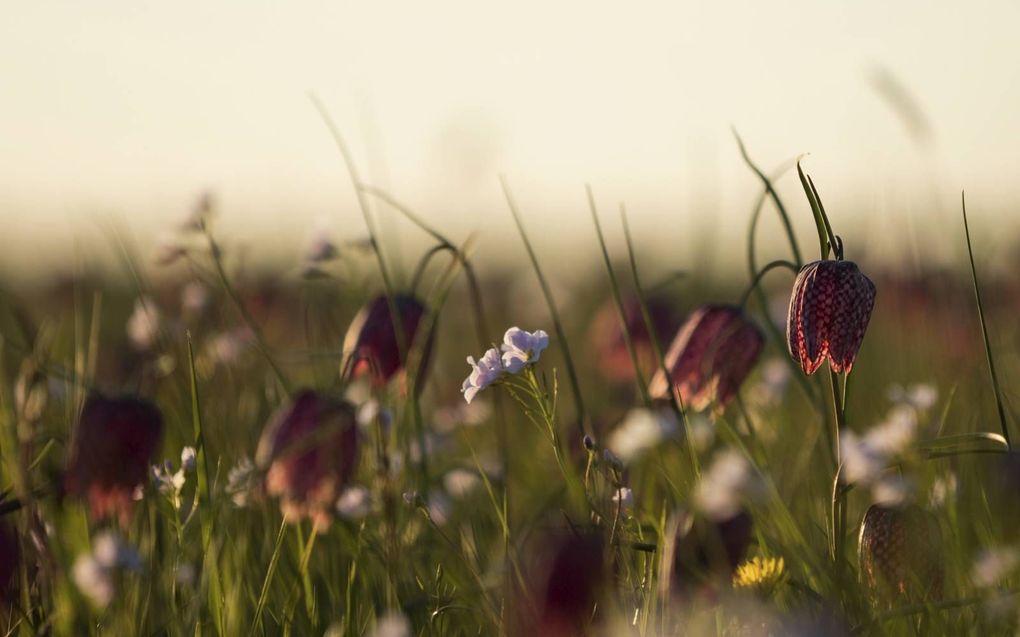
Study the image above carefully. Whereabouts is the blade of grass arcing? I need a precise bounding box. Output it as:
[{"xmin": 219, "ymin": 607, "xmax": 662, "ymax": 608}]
[
  {"xmin": 251, "ymin": 519, "xmax": 289, "ymax": 634},
  {"xmin": 733, "ymin": 129, "xmax": 803, "ymax": 268},
  {"xmin": 737, "ymin": 260, "xmax": 800, "ymax": 310},
  {"xmin": 961, "ymin": 192, "xmax": 1011, "ymax": 448},
  {"xmin": 741, "ymin": 155, "xmax": 821, "ymax": 413},
  {"xmin": 618, "ymin": 206, "xmax": 697, "ymax": 478},
  {"xmin": 186, "ymin": 332, "xmax": 224, "ymax": 635},
  {"xmin": 586, "ymin": 185, "xmax": 651, "ymax": 407},
  {"xmin": 201, "ymin": 225, "xmax": 292, "ymax": 396},
  {"xmin": 500, "ymin": 176, "xmax": 588, "ymax": 438}
]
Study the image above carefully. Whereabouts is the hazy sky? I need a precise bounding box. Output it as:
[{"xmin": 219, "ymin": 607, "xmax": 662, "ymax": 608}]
[{"xmin": 2, "ymin": 1, "xmax": 1019, "ymax": 276}]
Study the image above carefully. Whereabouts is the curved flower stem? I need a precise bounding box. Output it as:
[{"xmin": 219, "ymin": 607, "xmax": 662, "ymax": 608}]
[{"xmin": 737, "ymin": 260, "xmax": 800, "ymax": 310}]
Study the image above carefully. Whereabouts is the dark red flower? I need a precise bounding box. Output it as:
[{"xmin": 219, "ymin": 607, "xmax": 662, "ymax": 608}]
[
  {"xmin": 589, "ymin": 296, "xmax": 676, "ymax": 384},
  {"xmin": 521, "ymin": 530, "xmax": 606, "ymax": 636},
  {"xmin": 64, "ymin": 393, "xmax": 164, "ymax": 527},
  {"xmin": 342, "ymin": 294, "xmax": 433, "ymax": 391},
  {"xmin": 256, "ymin": 390, "xmax": 359, "ymax": 531},
  {"xmin": 648, "ymin": 305, "xmax": 763, "ymax": 411},
  {"xmin": 0, "ymin": 521, "xmax": 18, "ymax": 604},
  {"xmin": 786, "ymin": 260, "xmax": 876, "ymax": 375},
  {"xmin": 660, "ymin": 509, "xmax": 753, "ymax": 599},
  {"xmin": 858, "ymin": 504, "xmax": 943, "ymax": 605}
]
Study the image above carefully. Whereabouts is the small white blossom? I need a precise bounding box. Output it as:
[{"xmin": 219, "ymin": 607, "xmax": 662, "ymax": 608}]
[
  {"xmin": 612, "ymin": 487, "xmax": 634, "ymax": 515},
  {"xmin": 73, "ymin": 555, "xmax": 114, "ymax": 608},
  {"xmin": 694, "ymin": 449, "xmax": 762, "ymax": 521},
  {"xmin": 127, "ymin": 297, "xmax": 161, "ymax": 350},
  {"xmin": 930, "ymin": 473, "xmax": 958, "ymax": 508},
  {"xmin": 336, "ymin": 485, "xmax": 371, "ymax": 520},
  {"xmin": 151, "ymin": 460, "xmax": 186, "ymax": 495},
  {"xmin": 203, "ymin": 327, "xmax": 255, "ymax": 367},
  {"xmin": 226, "ymin": 457, "xmax": 259, "ymax": 507},
  {"xmin": 72, "ymin": 531, "xmax": 141, "ymax": 608},
  {"xmin": 973, "ymin": 547, "xmax": 1020, "ymax": 588},
  {"xmin": 871, "ymin": 474, "xmax": 914, "ymax": 507},
  {"xmin": 370, "ymin": 612, "xmax": 412, "ymax": 637},
  {"xmin": 181, "ymin": 281, "xmax": 209, "ymax": 315},
  {"xmin": 500, "ymin": 327, "xmax": 549, "ymax": 373},
  {"xmin": 841, "ymin": 407, "xmax": 919, "ymax": 486},
  {"xmin": 461, "ymin": 348, "xmax": 505, "ymax": 404},
  {"xmin": 180, "ymin": 447, "xmax": 197, "ymax": 472},
  {"xmin": 443, "ymin": 469, "xmax": 481, "ymax": 499},
  {"xmin": 607, "ymin": 408, "xmax": 679, "ymax": 465},
  {"xmin": 427, "ymin": 493, "xmax": 452, "ymax": 525},
  {"xmin": 888, "ymin": 383, "xmax": 938, "ymax": 412}
]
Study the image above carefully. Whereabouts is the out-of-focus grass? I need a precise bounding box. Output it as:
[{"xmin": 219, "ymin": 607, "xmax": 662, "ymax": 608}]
[{"xmin": 0, "ymin": 167, "xmax": 1019, "ymax": 637}]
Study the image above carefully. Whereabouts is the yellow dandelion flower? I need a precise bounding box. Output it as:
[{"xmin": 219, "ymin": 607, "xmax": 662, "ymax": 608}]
[{"xmin": 733, "ymin": 556, "xmax": 785, "ymax": 593}]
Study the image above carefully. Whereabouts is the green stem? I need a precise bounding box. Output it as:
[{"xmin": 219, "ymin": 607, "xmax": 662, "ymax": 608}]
[
  {"xmin": 500, "ymin": 177, "xmax": 588, "ymax": 439},
  {"xmin": 587, "ymin": 185, "xmax": 651, "ymax": 407},
  {"xmin": 961, "ymin": 192, "xmax": 1011, "ymax": 448},
  {"xmin": 737, "ymin": 259, "xmax": 800, "ymax": 310},
  {"xmin": 828, "ymin": 368, "xmax": 846, "ymax": 579}
]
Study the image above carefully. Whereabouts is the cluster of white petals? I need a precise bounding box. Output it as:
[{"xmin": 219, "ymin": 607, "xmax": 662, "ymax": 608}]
[
  {"xmin": 461, "ymin": 327, "xmax": 549, "ymax": 403},
  {"xmin": 694, "ymin": 449, "xmax": 763, "ymax": 521}
]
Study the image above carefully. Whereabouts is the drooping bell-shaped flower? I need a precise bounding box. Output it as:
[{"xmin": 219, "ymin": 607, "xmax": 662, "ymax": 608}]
[
  {"xmin": 786, "ymin": 260, "xmax": 876, "ymax": 375},
  {"xmin": 256, "ymin": 390, "xmax": 359, "ymax": 531},
  {"xmin": 342, "ymin": 294, "xmax": 433, "ymax": 391},
  {"xmin": 648, "ymin": 305, "xmax": 763, "ymax": 412},
  {"xmin": 64, "ymin": 393, "xmax": 164, "ymax": 527},
  {"xmin": 589, "ymin": 296, "xmax": 676, "ymax": 384},
  {"xmin": 858, "ymin": 504, "xmax": 943, "ymax": 605}
]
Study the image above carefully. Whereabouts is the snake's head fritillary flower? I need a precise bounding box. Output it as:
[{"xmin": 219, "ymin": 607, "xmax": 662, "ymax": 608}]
[
  {"xmin": 256, "ymin": 390, "xmax": 360, "ymax": 532},
  {"xmin": 523, "ymin": 531, "xmax": 606, "ymax": 636},
  {"xmin": 589, "ymin": 296, "xmax": 675, "ymax": 384},
  {"xmin": 858, "ymin": 504, "xmax": 943, "ymax": 605},
  {"xmin": 0, "ymin": 521, "xmax": 18, "ymax": 604},
  {"xmin": 787, "ymin": 259, "xmax": 876, "ymax": 375},
  {"xmin": 500, "ymin": 327, "xmax": 549, "ymax": 373},
  {"xmin": 648, "ymin": 305, "xmax": 764, "ymax": 412},
  {"xmin": 343, "ymin": 294, "xmax": 433, "ymax": 391},
  {"xmin": 64, "ymin": 393, "xmax": 164, "ymax": 527}
]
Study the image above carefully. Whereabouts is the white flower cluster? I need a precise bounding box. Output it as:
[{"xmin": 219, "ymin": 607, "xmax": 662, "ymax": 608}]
[
  {"xmin": 840, "ymin": 396, "xmax": 932, "ymax": 506},
  {"xmin": 694, "ymin": 449, "xmax": 764, "ymax": 521},
  {"xmin": 72, "ymin": 531, "xmax": 142, "ymax": 608},
  {"xmin": 151, "ymin": 447, "xmax": 197, "ymax": 496},
  {"xmin": 461, "ymin": 327, "xmax": 549, "ymax": 404},
  {"xmin": 607, "ymin": 408, "xmax": 680, "ymax": 465}
]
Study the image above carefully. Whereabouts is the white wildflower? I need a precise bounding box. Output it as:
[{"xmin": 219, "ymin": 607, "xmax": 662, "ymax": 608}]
[
  {"xmin": 841, "ymin": 407, "xmax": 919, "ymax": 486},
  {"xmin": 930, "ymin": 473, "xmax": 958, "ymax": 508},
  {"xmin": 694, "ymin": 449, "xmax": 762, "ymax": 521},
  {"xmin": 151, "ymin": 460, "xmax": 186, "ymax": 495},
  {"xmin": 500, "ymin": 327, "xmax": 549, "ymax": 373},
  {"xmin": 370, "ymin": 612, "xmax": 412, "ymax": 637},
  {"xmin": 180, "ymin": 447, "xmax": 197, "ymax": 472},
  {"xmin": 336, "ymin": 485, "xmax": 371, "ymax": 520},
  {"xmin": 225, "ymin": 457, "xmax": 259, "ymax": 507},
  {"xmin": 973, "ymin": 547, "xmax": 1020, "ymax": 588},
  {"xmin": 203, "ymin": 327, "xmax": 255, "ymax": 367},
  {"xmin": 607, "ymin": 408, "xmax": 679, "ymax": 465},
  {"xmin": 871, "ymin": 474, "xmax": 914, "ymax": 507},
  {"xmin": 73, "ymin": 555, "xmax": 114, "ymax": 608},
  {"xmin": 612, "ymin": 487, "xmax": 634, "ymax": 516},
  {"xmin": 888, "ymin": 383, "xmax": 938, "ymax": 412},
  {"xmin": 73, "ymin": 531, "xmax": 141, "ymax": 608},
  {"xmin": 427, "ymin": 493, "xmax": 452, "ymax": 525},
  {"xmin": 180, "ymin": 281, "xmax": 209, "ymax": 315},
  {"xmin": 127, "ymin": 297, "xmax": 161, "ymax": 350},
  {"xmin": 443, "ymin": 469, "xmax": 481, "ymax": 499},
  {"xmin": 461, "ymin": 347, "xmax": 504, "ymax": 404},
  {"xmin": 303, "ymin": 221, "xmax": 339, "ymax": 264}
]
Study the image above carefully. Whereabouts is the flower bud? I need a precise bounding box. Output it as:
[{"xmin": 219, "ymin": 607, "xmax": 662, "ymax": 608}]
[{"xmin": 343, "ymin": 294, "xmax": 433, "ymax": 391}]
